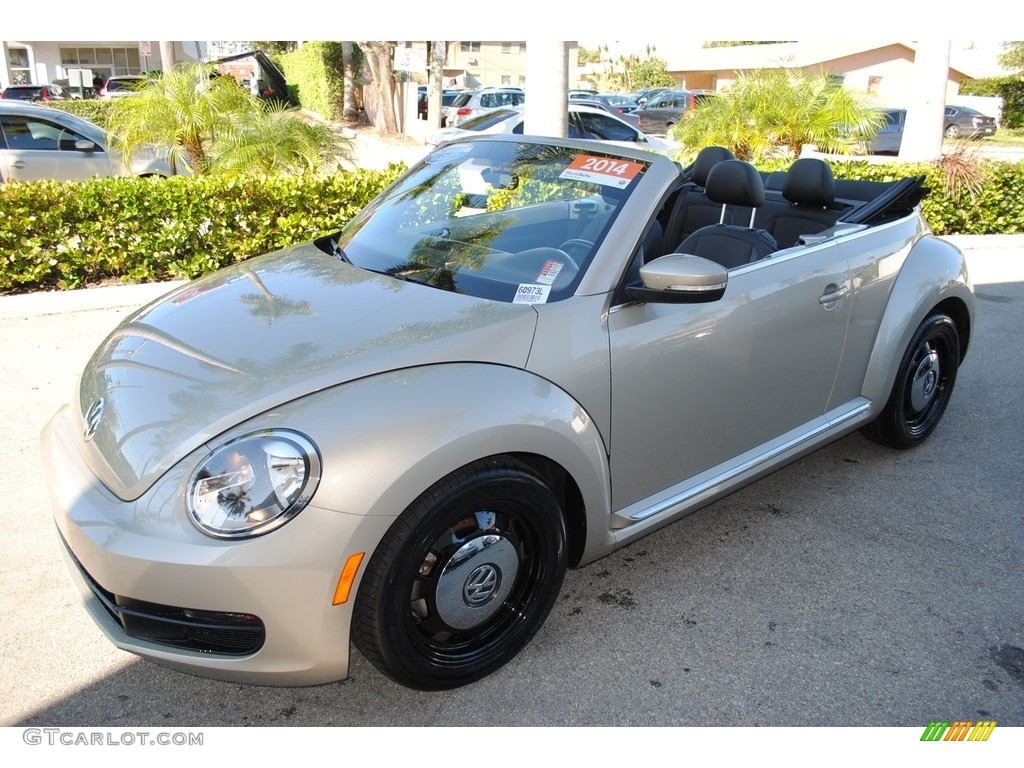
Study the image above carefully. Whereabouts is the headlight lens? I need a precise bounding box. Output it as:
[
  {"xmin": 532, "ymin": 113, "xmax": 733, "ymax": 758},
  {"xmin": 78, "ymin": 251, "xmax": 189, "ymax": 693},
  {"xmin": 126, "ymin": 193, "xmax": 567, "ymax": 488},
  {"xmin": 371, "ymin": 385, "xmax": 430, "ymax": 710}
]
[{"xmin": 188, "ymin": 430, "xmax": 321, "ymax": 538}]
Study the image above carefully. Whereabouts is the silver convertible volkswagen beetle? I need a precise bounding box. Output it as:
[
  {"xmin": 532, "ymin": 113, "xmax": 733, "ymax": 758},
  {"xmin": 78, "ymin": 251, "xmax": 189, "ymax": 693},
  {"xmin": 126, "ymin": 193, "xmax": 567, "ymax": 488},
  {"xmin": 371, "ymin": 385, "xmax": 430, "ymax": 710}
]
[{"xmin": 42, "ymin": 136, "xmax": 974, "ymax": 690}]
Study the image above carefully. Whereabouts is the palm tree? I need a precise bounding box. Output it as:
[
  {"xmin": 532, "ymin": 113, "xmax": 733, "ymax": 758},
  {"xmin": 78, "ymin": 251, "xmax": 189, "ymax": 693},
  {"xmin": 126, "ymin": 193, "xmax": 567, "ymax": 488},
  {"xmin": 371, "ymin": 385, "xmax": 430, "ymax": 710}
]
[
  {"xmin": 107, "ymin": 63, "xmax": 255, "ymax": 174},
  {"xmin": 673, "ymin": 69, "xmax": 885, "ymax": 162},
  {"xmin": 209, "ymin": 103, "xmax": 352, "ymax": 175},
  {"xmin": 106, "ymin": 63, "xmax": 351, "ymax": 176}
]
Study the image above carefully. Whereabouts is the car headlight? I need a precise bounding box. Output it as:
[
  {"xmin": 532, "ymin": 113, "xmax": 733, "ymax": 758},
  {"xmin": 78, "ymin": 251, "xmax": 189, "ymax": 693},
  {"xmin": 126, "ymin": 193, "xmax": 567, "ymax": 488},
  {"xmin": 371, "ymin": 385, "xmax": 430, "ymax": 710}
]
[{"xmin": 188, "ymin": 430, "xmax": 321, "ymax": 539}]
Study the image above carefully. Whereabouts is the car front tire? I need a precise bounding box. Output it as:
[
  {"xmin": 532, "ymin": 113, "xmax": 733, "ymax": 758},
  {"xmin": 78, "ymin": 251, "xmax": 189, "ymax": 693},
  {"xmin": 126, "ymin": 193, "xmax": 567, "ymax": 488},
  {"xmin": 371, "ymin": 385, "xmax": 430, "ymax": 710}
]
[
  {"xmin": 861, "ymin": 313, "xmax": 960, "ymax": 449},
  {"xmin": 352, "ymin": 456, "xmax": 567, "ymax": 690}
]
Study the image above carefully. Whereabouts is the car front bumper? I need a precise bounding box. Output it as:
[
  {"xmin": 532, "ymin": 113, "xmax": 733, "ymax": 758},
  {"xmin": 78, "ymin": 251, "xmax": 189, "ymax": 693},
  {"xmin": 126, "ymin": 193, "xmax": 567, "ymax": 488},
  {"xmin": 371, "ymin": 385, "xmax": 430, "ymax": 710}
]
[{"xmin": 41, "ymin": 405, "xmax": 395, "ymax": 686}]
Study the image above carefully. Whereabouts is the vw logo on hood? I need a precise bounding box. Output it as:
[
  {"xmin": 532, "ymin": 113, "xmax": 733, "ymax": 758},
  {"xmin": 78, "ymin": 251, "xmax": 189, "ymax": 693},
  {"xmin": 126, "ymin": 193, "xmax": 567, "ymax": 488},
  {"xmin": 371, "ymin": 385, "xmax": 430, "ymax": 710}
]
[{"xmin": 83, "ymin": 398, "xmax": 105, "ymax": 441}]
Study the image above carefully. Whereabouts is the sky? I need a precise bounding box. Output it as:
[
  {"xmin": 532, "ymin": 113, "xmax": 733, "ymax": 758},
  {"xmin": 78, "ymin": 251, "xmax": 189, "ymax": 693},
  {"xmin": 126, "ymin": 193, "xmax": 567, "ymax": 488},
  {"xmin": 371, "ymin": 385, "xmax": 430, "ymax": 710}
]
[{"xmin": 4, "ymin": 1, "xmax": 1020, "ymax": 43}]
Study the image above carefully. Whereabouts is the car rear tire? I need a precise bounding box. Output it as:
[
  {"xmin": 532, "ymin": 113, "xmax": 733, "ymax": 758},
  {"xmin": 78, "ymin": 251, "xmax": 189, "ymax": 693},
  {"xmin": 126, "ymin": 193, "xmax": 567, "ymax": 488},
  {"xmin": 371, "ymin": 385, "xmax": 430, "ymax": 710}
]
[
  {"xmin": 944, "ymin": 124, "xmax": 960, "ymax": 139},
  {"xmin": 861, "ymin": 313, "xmax": 960, "ymax": 449},
  {"xmin": 352, "ymin": 456, "xmax": 567, "ymax": 690}
]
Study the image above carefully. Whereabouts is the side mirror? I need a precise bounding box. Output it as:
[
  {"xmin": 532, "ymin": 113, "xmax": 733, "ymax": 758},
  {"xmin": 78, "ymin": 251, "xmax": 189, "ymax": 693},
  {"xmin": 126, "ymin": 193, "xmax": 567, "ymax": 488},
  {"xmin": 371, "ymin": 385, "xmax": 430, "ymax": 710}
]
[
  {"xmin": 74, "ymin": 139, "xmax": 98, "ymax": 153},
  {"xmin": 625, "ymin": 254, "xmax": 728, "ymax": 304}
]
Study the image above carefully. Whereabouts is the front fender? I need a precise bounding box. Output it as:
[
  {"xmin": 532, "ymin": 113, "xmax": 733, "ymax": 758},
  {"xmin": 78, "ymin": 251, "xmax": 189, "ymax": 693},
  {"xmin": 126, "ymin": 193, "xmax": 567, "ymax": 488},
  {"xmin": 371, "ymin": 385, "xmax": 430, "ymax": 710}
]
[
  {"xmin": 860, "ymin": 234, "xmax": 974, "ymax": 407},
  {"xmin": 226, "ymin": 362, "xmax": 613, "ymax": 558}
]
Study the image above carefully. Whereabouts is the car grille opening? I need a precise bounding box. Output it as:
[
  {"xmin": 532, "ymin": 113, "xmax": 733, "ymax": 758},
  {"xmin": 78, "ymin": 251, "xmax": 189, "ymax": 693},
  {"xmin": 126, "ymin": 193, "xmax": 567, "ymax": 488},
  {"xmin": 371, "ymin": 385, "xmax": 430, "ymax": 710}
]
[{"xmin": 61, "ymin": 536, "xmax": 265, "ymax": 656}]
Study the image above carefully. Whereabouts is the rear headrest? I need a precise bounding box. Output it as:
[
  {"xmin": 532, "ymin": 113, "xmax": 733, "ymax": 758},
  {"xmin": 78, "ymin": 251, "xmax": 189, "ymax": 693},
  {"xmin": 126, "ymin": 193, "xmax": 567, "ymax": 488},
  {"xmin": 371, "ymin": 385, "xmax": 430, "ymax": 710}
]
[
  {"xmin": 705, "ymin": 160, "xmax": 766, "ymax": 208},
  {"xmin": 691, "ymin": 146, "xmax": 736, "ymax": 187},
  {"xmin": 783, "ymin": 158, "xmax": 835, "ymax": 207}
]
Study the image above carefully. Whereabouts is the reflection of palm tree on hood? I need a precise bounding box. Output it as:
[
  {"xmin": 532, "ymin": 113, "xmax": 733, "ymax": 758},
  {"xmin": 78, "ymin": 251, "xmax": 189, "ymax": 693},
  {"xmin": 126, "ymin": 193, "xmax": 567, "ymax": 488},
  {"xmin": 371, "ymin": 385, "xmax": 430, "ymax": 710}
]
[{"xmin": 237, "ymin": 266, "xmax": 314, "ymax": 325}]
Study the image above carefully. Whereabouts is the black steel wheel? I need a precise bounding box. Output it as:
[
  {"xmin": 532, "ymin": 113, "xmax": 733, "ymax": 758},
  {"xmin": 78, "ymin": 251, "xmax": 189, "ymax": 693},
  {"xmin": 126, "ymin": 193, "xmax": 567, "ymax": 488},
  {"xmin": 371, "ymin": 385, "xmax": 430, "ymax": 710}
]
[
  {"xmin": 861, "ymin": 313, "xmax": 960, "ymax": 449},
  {"xmin": 353, "ymin": 457, "xmax": 566, "ymax": 690}
]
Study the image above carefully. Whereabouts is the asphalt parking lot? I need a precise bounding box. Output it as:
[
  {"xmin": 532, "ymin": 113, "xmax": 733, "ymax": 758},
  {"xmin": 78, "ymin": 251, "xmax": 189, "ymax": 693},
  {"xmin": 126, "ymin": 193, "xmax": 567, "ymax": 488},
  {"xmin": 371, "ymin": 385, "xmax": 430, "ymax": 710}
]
[{"xmin": 0, "ymin": 236, "xmax": 1022, "ymax": 732}]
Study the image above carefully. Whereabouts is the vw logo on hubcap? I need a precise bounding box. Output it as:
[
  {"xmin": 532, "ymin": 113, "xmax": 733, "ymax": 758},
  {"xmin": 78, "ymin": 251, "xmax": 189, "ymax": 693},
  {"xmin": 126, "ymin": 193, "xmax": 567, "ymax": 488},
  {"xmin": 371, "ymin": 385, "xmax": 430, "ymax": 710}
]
[
  {"xmin": 82, "ymin": 398, "xmax": 105, "ymax": 441},
  {"xmin": 463, "ymin": 564, "xmax": 500, "ymax": 606}
]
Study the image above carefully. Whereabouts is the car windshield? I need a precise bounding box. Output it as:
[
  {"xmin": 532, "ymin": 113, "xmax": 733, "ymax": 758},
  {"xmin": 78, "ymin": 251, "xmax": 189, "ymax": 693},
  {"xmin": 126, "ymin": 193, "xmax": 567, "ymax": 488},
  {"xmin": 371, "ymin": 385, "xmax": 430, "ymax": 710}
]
[
  {"xmin": 4, "ymin": 87, "xmax": 43, "ymax": 100},
  {"xmin": 332, "ymin": 140, "xmax": 650, "ymax": 304},
  {"xmin": 458, "ymin": 109, "xmax": 518, "ymax": 131},
  {"xmin": 106, "ymin": 79, "xmax": 143, "ymax": 92}
]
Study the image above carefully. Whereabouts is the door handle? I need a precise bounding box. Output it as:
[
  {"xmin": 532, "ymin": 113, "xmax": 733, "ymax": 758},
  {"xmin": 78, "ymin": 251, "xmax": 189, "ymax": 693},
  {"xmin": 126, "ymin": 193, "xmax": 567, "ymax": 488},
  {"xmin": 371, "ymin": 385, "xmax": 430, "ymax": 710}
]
[
  {"xmin": 12, "ymin": 161, "xmax": 26, "ymax": 169},
  {"xmin": 819, "ymin": 285, "xmax": 849, "ymax": 306}
]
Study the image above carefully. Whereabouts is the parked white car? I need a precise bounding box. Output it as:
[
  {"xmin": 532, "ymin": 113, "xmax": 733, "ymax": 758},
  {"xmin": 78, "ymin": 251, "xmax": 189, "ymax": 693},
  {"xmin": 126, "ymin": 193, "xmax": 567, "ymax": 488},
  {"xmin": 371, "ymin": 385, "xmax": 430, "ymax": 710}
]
[{"xmin": 428, "ymin": 104, "xmax": 678, "ymax": 155}]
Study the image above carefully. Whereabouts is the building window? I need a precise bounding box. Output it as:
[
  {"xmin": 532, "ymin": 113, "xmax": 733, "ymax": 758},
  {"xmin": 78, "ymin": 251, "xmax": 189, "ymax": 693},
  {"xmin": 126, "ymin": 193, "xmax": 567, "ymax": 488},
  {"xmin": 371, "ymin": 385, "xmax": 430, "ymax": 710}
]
[
  {"xmin": 867, "ymin": 76, "xmax": 882, "ymax": 95},
  {"xmin": 501, "ymin": 43, "xmax": 511, "ymax": 54},
  {"xmin": 6, "ymin": 46, "xmax": 32, "ymax": 84},
  {"xmin": 518, "ymin": 75, "xmax": 526, "ymax": 87},
  {"xmin": 460, "ymin": 42, "xmax": 481, "ymax": 53},
  {"xmin": 501, "ymin": 74, "xmax": 511, "ymax": 85},
  {"xmin": 60, "ymin": 46, "xmax": 142, "ymax": 79}
]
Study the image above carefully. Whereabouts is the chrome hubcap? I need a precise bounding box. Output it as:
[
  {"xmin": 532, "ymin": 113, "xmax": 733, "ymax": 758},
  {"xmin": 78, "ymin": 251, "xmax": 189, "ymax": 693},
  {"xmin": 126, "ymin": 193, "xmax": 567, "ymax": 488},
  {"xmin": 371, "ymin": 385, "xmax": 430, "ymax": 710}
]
[
  {"xmin": 910, "ymin": 346, "xmax": 940, "ymax": 413},
  {"xmin": 435, "ymin": 535, "xmax": 519, "ymax": 630}
]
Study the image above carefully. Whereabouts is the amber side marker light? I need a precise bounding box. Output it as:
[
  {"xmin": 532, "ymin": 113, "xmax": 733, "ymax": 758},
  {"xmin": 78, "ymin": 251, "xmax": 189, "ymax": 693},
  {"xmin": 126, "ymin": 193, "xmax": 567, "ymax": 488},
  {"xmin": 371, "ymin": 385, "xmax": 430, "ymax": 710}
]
[{"xmin": 332, "ymin": 553, "xmax": 366, "ymax": 605}]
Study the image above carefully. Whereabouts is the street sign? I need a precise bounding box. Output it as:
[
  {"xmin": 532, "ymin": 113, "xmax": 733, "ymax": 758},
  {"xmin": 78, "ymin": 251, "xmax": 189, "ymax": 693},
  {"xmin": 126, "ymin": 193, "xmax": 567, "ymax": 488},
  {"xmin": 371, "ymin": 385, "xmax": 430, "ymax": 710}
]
[
  {"xmin": 394, "ymin": 46, "xmax": 426, "ymax": 73},
  {"xmin": 139, "ymin": 41, "xmax": 152, "ymax": 57}
]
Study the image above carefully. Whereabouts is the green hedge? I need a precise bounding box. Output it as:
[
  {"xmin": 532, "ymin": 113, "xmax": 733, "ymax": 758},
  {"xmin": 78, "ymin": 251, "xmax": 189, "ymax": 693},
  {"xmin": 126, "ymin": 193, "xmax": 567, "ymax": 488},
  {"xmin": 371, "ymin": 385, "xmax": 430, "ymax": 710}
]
[
  {"xmin": 2, "ymin": 157, "xmax": 1022, "ymax": 294},
  {"xmin": 276, "ymin": 42, "xmax": 346, "ymax": 120},
  {"xmin": 827, "ymin": 159, "xmax": 1024, "ymax": 236},
  {"xmin": 0, "ymin": 166, "xmax": 403, "ymax": 292},
  {"xmin": 47, "ymin": 99, "xmax": 116, "ymax": 126}
]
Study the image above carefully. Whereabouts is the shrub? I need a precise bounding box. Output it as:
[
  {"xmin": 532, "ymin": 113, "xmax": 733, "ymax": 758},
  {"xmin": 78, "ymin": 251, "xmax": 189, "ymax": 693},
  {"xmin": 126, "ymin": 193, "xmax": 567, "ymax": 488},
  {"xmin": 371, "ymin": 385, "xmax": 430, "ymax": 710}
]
[
  {"xmin": 48, "ymin": 99, "xmax": 116, "ymax": 129},
  {"xmin": 0, "ymin": 165, "xmax": 404, "ymax": 292},
  {"xmin": 276, "ymin": 42, "xmax": 346, "ymax": 120}
]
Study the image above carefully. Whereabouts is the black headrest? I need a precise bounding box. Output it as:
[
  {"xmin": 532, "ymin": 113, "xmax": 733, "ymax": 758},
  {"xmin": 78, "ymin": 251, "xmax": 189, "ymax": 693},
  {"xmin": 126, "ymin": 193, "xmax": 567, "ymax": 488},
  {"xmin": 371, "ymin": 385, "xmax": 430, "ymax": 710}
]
[
  {"xmin": 783, "ymin": 158, "xmax": 835, "ymax": 207},
  {"xmin": 705, "ymin": 160, "xmax": 766, "ymax": 208},
  {"xmin": 691, "ymin": 146, "xmax": 736, "ymax": 187}
]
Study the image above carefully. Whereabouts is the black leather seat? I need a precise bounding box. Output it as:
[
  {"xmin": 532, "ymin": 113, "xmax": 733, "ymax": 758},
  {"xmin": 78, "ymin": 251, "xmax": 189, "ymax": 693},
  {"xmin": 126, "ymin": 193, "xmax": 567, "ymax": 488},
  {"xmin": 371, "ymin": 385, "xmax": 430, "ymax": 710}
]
[
  {"xmin": 676, "ymin": 160, "xmax": 777, "ymax": 269},
  {"xmin": 662, "ymin": 146, "xmax": 737, "ymax": 247},
  {"xmin": 756, "ymin": 158, "xmax": 846, "ymax": 248}
]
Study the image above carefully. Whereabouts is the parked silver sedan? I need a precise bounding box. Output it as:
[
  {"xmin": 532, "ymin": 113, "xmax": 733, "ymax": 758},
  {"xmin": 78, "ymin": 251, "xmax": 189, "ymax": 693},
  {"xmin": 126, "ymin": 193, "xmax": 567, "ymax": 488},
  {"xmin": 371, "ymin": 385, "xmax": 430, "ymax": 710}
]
[
  {"xmin": 0, "ymin": 102, "xmax": 180, "ymax": 181},
  {"xmin": 42, "ymin": 136, "xmax": 974, "ymax": 691}
]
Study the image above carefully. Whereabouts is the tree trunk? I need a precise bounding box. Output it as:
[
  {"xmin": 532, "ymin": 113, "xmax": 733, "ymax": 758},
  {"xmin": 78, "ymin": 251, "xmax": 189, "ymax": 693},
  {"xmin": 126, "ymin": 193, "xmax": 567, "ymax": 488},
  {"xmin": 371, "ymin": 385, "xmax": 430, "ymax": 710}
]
[
  {"xmin": 427, "ymin": 41, "xmax": 446, "ymax": 128},
  {"xmin": 359, "ymin": 41, "xmax": 398, "ymax": 135},
  {"xmin": 341, "ymin": 41, "xmax": 358, "ymax": 120}
]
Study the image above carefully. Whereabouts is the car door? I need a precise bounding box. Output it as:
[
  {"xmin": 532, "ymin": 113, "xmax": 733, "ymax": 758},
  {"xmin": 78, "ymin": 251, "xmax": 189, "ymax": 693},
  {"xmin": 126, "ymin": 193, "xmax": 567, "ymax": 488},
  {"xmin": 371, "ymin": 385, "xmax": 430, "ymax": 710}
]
[
  {"xmin": 607, "ymin": 242, "xmax": 851, "ymax": 512},
  {"xmin": 873, "ymin": 110, "xmax": 904, "ymax": 153},
  {"xmin": 0, "ymin": 113, "xmax": 112, "ymax": 181},
  {"xmin": 639, "ymin": 94, "xmax": 674, "ymax": 134}
]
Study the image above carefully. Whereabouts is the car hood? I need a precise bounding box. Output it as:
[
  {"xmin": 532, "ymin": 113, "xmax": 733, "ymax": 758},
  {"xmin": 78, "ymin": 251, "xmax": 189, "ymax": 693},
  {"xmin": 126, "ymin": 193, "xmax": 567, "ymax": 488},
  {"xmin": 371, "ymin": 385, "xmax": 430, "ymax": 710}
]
[{"xmin": 76, "ymin": 242, "xmax": 539, "ymax": 500}]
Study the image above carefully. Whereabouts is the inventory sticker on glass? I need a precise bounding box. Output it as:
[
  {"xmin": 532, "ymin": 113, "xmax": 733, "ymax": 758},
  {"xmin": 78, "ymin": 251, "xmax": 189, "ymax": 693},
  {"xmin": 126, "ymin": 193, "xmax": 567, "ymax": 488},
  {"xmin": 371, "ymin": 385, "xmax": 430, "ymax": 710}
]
[
  {"xmin": 561, "ymin": 155, "xmax": 644, "ymax": 188},
  {"xmin": 536, "ymin": 260, "xmax": 564, "ymax": 285},
  {"xmin": 513, "ymin": 283, "xmax": 552, "ymax": 304}
]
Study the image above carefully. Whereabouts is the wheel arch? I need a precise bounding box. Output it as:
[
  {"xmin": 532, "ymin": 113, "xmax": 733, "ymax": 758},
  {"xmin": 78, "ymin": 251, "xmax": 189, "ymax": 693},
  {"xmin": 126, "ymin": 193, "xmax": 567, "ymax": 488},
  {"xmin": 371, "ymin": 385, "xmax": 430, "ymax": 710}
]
[
  {"xmin": 278, "ymin": 363, "xmax": 611, "ymax": 570},
  {"xmin": 508, "ymin": 452, "xmax": 588, "ymax": 567},
  {"xmin": 860, "ymin": 235, "xmax": 974, "ymax": 407}
]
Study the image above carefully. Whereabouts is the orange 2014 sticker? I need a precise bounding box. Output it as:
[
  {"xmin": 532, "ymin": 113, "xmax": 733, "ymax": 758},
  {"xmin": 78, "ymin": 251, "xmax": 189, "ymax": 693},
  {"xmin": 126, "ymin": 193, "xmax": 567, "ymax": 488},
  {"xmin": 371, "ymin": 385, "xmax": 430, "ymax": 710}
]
[{"xmin": 561, "ymin": 155, "xmax": 644, "ymax": 189}]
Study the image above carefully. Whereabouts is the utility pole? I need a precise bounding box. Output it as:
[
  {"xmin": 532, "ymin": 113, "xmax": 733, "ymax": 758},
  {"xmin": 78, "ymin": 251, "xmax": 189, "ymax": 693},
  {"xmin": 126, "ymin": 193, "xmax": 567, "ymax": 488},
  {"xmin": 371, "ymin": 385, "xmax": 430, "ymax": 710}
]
[
  {"xmin": 899, "ymin": 41, "xmax": 950, "ymax": 162},
  {"xmin": 159, "ymin": 41, "xmax": 176, "ymax": 73},
  {"xmin": 525, "ymin": 41, "xmax": 569, "ymax": 137}
]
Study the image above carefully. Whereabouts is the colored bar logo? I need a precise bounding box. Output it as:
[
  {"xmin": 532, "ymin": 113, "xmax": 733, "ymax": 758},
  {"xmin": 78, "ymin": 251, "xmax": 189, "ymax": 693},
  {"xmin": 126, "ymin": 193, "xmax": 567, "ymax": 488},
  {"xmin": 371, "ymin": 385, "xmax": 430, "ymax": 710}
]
[{"xmin": 921, "ymin": 720, "xmax": 997, "ymax": 741}]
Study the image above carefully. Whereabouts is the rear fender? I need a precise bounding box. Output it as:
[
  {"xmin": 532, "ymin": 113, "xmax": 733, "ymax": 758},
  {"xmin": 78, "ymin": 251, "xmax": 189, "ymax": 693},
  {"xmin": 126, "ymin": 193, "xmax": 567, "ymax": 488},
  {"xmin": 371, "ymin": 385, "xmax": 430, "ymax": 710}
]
[{"xmin": 860, "ymin": 235, "xmax": 974, "ymax": 407}]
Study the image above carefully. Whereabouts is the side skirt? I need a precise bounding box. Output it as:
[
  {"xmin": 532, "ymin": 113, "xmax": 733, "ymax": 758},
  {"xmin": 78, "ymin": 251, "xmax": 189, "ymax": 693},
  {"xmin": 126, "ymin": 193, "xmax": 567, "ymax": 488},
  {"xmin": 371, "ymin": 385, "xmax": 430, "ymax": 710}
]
[{"xmin": 608, "ymin": 397, "xmax": 873, "ymax": 547}]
